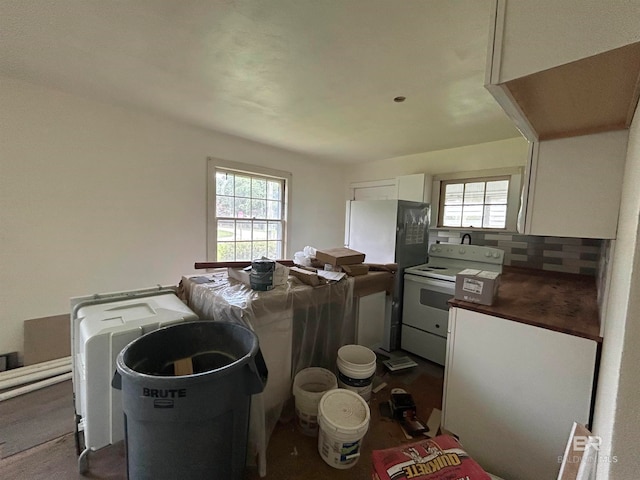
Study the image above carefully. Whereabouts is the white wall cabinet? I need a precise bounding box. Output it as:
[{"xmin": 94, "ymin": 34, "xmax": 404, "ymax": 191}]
[
  {"xmin": 490, "ymin": 0, "xmax": 640, "ymax": 84},
  {"xmin": 349, "ymin": 174, "xmax": 431, "ymax": 203},
  {"xmin": 396, "ymin": 173, "xmax": 431, "ymax": 203},
  {"xmin": 442, "ymin": 307, "xmax": 598, "ymax": 480},
  {"xmin": 519, "ymin": 130, "xmax": 628, "ymax": 239},
  {"xmin": 484, "ymin": 0, "xmax": 636, "ymax": 239},
  {"xmin": 485, "ymin": 0, "xmax": 640, "ymax": 143}
]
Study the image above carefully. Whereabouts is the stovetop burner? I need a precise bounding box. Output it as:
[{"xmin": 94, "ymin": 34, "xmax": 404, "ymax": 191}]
[{"xmin": 405, "ymin": 243, "xmax": 505, "ymax": 282}]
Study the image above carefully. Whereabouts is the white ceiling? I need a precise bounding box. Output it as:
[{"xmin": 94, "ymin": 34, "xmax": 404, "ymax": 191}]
[{"xmin": 1, "ymin": 0, "xmax": 520, "ymax": 163}]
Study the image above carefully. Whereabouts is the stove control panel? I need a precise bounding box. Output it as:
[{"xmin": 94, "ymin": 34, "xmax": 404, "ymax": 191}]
[{"xmin": 429, "ymin": 243, "xmax": 504, "ymax": 265}]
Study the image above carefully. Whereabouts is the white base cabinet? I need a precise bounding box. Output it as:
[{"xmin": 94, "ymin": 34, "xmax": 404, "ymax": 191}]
[
  {"xmin": 355, "ymin": 291, "xmax": 388, "ymax": 350},
  {"xmin": 442, "ymin": 307, "xmax": 597, "ymax": 480}
]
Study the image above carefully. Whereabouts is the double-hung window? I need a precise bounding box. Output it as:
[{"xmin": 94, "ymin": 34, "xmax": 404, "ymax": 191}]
[
  {"xmin": 208, "ymin": 159, "xmax": 289, "ymax": 261},
  {"xmin": 433, "ymin": 167, "xmax": 523, "ymax": 231},
  {"xmin": 440, "ymin": 176, "xmax": 510, "ymax": 229}
]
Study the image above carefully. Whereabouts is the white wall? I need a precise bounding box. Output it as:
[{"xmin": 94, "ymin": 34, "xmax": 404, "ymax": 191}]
[
  {"xmin": 0, "ymin": 76, "xmax": 346, "ymax": 356},
  {"xmin": 593, "ymin": 108, "xmax": 640, "ymax": 478},
  {"xmin": 345, "ymin": 136, "xmax": 528, "ymax": 183}
]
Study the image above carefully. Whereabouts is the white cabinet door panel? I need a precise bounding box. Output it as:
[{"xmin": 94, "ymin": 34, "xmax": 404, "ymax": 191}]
[
  {"xmin": 494, "ymin": 0, "xmax": 640, "ymax": 83},
  {"xmin": 356, "ymin": 291, "xmax": 387, "ymax": 349},
  {"xmin": 442, "ymin": 308, "xmax": 597, "ymax": 480},
  {"xmin": 523, "ymin": 130, "xmax": 627, "ymax": 239}
]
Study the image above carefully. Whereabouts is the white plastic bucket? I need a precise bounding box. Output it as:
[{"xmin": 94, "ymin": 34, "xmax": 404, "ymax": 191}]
[
  {"xmin": 336, "ymin": 345, "xmax": 377, "ymax": 402},
  {"xmin": 292, "ymin": 367, "xmax": 338, "ymax": 436},
  {"xmin": 317, "ymin": 388, "xmax": 371, "ymax": 469}
]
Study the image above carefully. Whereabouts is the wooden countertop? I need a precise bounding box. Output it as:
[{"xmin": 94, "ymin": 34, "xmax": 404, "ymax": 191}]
[
  {"xmin": 449, "ymin": 266, "xmax": 602, "ymax": 342},
  {"xmin": 352, "ymin": 271, "xmax": 394, "ymax": 297}
]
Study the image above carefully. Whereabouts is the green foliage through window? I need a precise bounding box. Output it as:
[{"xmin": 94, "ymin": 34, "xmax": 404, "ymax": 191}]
[{"xmin": 215, "ymin": 169, "xmax": 285, "ymax": 261}]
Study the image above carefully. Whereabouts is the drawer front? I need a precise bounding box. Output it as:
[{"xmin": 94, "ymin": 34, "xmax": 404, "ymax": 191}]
[
  {"xmin": 402, "ymin": 278, "xmax": 449, "ymax": 337},
  {"xmin": 401, "ymin": 324, "xmax": 447, "ymax": 366}
]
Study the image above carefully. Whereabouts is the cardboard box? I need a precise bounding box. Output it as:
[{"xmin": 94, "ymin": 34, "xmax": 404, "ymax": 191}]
[
  {"xmin": 372, "ymin": 435, "xmax": 492, "ymax": 480},
  {"xmin": 315, "ymin": 247, "xmax": 365, "ymax": 266},
  {"xmin": 342, "ymin": 263, "xmax": 370, "ymax": 276},
  {"xmin": 454, "ymin": 269, "xmax": 501, "ymax": 306},
  {"xmin": 289, "ymin": 267, "xmax": 321, "ymax": 286}
]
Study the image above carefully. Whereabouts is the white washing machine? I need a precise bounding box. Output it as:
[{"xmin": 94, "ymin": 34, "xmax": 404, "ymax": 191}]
[{"xmin": 70, "ymin": 286, "xmax": 198, "ymax": 473}]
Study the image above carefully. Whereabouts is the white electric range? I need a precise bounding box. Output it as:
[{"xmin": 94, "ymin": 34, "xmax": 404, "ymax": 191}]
[{"xmin": 401, "ymin": 243, "xmax": 505, "ymax": 365}]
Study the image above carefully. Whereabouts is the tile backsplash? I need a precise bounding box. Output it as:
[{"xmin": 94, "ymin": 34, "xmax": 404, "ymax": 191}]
[{"xmin": 430, "ymin": 229, "xmax": 602, "ymax": 276}]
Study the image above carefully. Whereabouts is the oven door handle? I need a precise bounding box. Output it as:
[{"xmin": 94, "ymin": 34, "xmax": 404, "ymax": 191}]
[{"xmin": 404, "ymin": 274, "xmax": 454, "ymax": 293}]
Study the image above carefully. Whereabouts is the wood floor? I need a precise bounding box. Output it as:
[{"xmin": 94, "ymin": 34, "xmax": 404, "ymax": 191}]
[{"xmin": 0, "ymin": 355, "xmax": 443, "ymax": 480}]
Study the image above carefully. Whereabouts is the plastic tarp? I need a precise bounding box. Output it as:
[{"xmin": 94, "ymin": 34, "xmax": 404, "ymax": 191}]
[{"xmin": 179, "ymin": 269, "xmax": 355, "ymax": 477}]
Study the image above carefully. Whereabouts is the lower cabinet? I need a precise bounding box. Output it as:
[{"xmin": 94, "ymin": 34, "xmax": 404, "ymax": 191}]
[
  {"xmin": 442, "ymin": 307, "xmax": 597, "ymax": 480},
  {"xmin": 355, "ymin": 291, "xmax": 388, "ymax": 349}
]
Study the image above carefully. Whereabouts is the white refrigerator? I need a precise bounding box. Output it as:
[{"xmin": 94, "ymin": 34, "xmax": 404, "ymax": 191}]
[{"xmin": 345, "ymin": 199, "xmax": 430, "ymax": 351}]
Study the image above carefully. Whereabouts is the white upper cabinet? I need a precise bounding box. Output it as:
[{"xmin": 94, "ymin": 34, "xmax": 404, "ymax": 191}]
[
  {"xmin": 485, "ymin": 0, "xmax": 638, "ymax": 238},
  {"xmin": 486, "ymin": 0, "xmax": 640, "ymax": 142},
  {"xmin": 350, "ymin": 174, "xmax": 432, "ymax": 203},
  {"xmin": 396, "ymin": 173, "xmax": 431, "ymax": 203},
  {"xmin": 520, "ymin": 131, "xmax": 628, "ymax": 239},
  {"xmin": 493, "ymin": 0, "xmax": 640, "ymax": 83}
]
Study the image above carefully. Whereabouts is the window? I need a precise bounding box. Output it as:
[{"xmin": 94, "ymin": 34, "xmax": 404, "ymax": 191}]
[
  {"xmin": 432, "ymin": 167, "xmax": 523, "ymax": 231},
  {"xmin": 208, "ymin": 159, "xmax": 290, "ymax": 261},
  {"xmin": 440, "ymin": 177, "xmax": 510, "ymax": 229}
]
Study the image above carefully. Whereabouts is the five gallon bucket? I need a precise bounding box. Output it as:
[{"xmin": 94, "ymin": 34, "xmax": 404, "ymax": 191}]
[
  {"xmin": 250, "ymin": 259, "xmax": 275, "ymax": 291},
  {"xmin": 336, "ymin": 345, "xmax": 377, "ymax": 402},
  {"xmin": 317, "ymin": 388, "xmax": 371, "ymax": 469},
  {"xmin": 293, "ymin": 367, "xmax": 338, "ymax": 436}
]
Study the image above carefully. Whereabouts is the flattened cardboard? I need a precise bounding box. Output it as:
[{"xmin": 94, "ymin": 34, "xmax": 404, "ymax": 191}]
[
  {"xmin": 342, "ymin": 264, "xmax": 370, "ymax": 276},
  {"xmin": 23, "ymin": 314, "xmax": 70, "ymax": 365},
  {"xmin": 289, "ymin": 267, "xmax": 321, "ymax": 286}
]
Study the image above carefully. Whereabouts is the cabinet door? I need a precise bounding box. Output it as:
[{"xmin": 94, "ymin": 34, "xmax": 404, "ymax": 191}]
[
  {"xmin": 442, "ymin": 308, "xmax": 597, "ymax": 480},
  {"xmin": 520, "ymin": 130, "xmax": 627, "ymax": 239},
  {"xmin": 485, "ymin": 1, "xmax": 640, "ymax": 143},
  {"xmin": 396, "ymin": 173, "xmax": 431, "ymax": 203},
  {"xmin": 355, "ymin": 291, "xmax": 387, "ymax": 349},
  {"xmin": 490, "ymin": 0, "xmax": 640, "ymax": 84}
]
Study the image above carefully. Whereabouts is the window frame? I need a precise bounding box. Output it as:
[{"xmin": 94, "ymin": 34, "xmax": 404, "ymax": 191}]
[
  {"xmin": 431, "ymin": 167, "xmax": 523, "ymax": 232},
  {"xmin": 207, "ymin": 158, "xmax": 291, "ymax": 262}
]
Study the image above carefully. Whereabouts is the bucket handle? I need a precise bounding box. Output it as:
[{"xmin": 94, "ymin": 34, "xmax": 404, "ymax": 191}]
[
  {"xmin": 111, "ymin": 370, "xmax": 122, "ymax": 390},
  {"xmin": 246, "ymin": 349, "xmax": 268, "ymax": 394}
]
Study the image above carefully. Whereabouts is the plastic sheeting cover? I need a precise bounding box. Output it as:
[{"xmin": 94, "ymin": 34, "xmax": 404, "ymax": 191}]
[{"xmin": 179, "ymin": 270, "xmax": 355, "ymax": 477}]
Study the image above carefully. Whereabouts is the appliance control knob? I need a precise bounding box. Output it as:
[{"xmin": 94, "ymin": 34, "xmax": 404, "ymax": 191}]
[
  {"xmin": 485, "ymin": 252, "xmax": 492, "ymax": 257},
  {"xmin": 493, "ymin": 252, "xmax": 501, "ymax": 258},
  {"xmin": 459, "ymin": 248, "xmax": 466, "ymax": 254}
]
